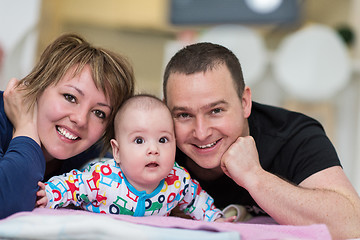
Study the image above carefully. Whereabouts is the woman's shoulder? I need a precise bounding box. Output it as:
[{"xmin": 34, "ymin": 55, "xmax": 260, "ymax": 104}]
[
  {"xmin": 0, "ymin": 91, "xmax": 14, "ymax": 150},
  {"xmin": 0, "ymin": 91, "xmax": 7, "ymax": 121}
]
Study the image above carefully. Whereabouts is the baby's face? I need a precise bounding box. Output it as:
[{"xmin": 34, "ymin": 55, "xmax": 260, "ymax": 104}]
[{"xmin": 114, "ymin": 106, "xmax": 176, "ymax": 193}]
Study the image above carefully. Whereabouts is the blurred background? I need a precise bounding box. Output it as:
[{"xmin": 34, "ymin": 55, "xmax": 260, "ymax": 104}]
[{"xmin": 1, "ymin": 0, "xmax": 360, "ymax": 193}]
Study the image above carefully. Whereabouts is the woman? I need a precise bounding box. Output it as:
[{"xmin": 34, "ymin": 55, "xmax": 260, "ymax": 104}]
[{"xmin": 0, "ymin": 33, "xmax": 135, "ymax": 218}]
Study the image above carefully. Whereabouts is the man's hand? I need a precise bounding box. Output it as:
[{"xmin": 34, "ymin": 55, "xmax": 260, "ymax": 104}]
[
  {"xmin": 220, "ymin": 136, "xmax": 263, "ymax": 188},
  {"xmin": 214, "ymin": 215, "xmax": 236, "ymax": 223}
]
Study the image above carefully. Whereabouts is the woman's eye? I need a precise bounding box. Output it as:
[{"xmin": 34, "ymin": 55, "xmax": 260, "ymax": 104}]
[
  {"xmin": 159, "ymin": 137, "xmax": 168, "ymax": 143},
  {"xmin": 64, "ymin": 94, "xmax": 76, "ymax": 103},
  {"xmin": 134, "ymin": 138, "xmax": 144, "ymax": 144},
  {"xmin": 93, "ymin": 110, "xmax": 106, "ymax": 119}
]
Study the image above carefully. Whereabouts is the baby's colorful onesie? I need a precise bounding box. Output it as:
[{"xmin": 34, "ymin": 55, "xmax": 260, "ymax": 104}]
[{"xmin": 44, "ymin": 158, "xmax": 222, "ymax": 221}]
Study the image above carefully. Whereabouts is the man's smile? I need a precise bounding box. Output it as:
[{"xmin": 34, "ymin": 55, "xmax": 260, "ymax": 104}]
[{"xmin": 194, "ymin": 139, "xmax": 221, "ymax": 149}]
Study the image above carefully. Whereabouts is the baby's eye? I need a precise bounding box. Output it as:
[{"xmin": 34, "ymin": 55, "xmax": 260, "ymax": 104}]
[
  {"xmin": 159, "ymin": 137, "xmax": 168, "ymax": 143},
  {"xmin": 64, "ymin": 94, "xmax": 76, "ymax": 103},
  {"xmin": 93, "ymin": 110, "xmax": 106, "ymax": 119},
  {"xmin": 134, "ymin": 137, "xmax": 144, "ymax": 144}
]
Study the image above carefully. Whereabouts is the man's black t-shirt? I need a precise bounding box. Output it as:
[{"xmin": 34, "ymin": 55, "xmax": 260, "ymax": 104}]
[{"xmin": 175, "ymin": 101, "xmax": 341, "ymax": 215}]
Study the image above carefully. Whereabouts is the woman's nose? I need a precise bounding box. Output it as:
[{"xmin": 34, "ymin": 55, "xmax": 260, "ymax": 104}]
[{"xmin": 69, "ymin": 108, "xmax": 88, "ymax": 127}]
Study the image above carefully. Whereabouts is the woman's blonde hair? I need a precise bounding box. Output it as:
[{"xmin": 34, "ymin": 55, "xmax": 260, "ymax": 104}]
[{"xmin": 20, "ymin": 33, "xmax": 135, "ymax": 155}]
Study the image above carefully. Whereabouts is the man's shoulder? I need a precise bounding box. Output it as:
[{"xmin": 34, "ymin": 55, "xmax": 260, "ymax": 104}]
[
  {"xmin": 250, "ymin": 101, "xmax": 323, "ymax": 139},
  {"xmin": 249, "ymin": 101, "xmax": 330, "ymax": 165},
  {"xmin": 251, "ymin": 101, "xmax": 315, "ymax": 122}
]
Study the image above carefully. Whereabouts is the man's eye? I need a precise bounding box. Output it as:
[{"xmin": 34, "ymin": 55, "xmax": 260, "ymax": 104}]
[
  {"xmin": 176, "ymin": 113, "xmax": 190, "ymax": 119},
  {"xmin": 134, "ymin": 138, "xmax": 144, "ymax": 144},
  {"xmin": 93, "ymin": 110, "xmax": 106, "ymax": 119},
  {"xmin": 212, "ymin": 108, "xmax": 222, "ymax": 114},
  {"xmin": 64, "ymin": 94, "xmax": 76, "ymax": 103},
  {"xmin": 159, "ymin": 137, "xmax": 168, "ymax": 143}
]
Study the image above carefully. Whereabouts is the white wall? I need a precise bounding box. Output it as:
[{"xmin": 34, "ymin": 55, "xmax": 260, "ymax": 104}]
[{"xmin": 0, "ymin": 0, "xmax": 40, "ymax": 90}]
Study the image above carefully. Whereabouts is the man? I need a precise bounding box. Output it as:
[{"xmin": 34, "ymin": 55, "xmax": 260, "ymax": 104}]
[{"xmin": 163, "ymin": 42, "xmax": 360, "ymax": 239}]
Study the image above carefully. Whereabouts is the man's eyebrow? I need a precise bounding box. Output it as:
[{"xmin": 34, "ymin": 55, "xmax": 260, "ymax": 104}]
[
  {"xmin": 205, "ymin": 100, "xmax": 228, "ymax": 109},
  {"xmin": 171, "ymin": 106, "xmax": 188, "ymax": 112},
  {"xmin": 171, "ymin": 100, "xmax": 228, "ymax": 112}
]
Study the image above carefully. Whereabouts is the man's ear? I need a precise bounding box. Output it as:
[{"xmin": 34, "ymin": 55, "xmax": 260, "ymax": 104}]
[
  {"xmin": 110, "ymin": 139, "xmax": 121, "ymax": 164},
  {"xmin": 242, "ymin": 86, "xmax": 252, "ymax": 118}
]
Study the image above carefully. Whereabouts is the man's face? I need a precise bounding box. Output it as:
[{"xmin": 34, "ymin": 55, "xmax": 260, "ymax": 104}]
[{"xmin": 166, "ymin": 64, "xmax": 251, "ymax": 171}]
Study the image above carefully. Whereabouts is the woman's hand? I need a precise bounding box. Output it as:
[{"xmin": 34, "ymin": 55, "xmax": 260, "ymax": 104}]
[{"xmin": 3, "ymin": 78, "xmax": 40, "ymax": 145}]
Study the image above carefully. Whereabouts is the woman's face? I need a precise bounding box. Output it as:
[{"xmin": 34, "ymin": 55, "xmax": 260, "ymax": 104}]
[{"xmin": 37, "ymin": 65, "xmax": 112, "ymax": 161}]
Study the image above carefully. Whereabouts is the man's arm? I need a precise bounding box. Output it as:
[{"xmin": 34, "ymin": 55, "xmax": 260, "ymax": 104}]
[{"xmin": 221, "ymin": 136, "xmax": 360, "ymax": 240}]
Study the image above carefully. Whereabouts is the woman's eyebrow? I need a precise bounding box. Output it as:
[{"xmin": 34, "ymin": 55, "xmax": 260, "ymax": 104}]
[
  {"xmin": 66, "ymin": 84, "xmax": 111, "ymax": 109},
  {"xmin": 65, "ymin": 84, "xmax": 84, "ymax": 96}
]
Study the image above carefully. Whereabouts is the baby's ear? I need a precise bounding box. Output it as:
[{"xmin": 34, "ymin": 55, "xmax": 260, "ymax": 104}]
[{"xmin": 110, "ymin": 139, "xmax": 121, "ymax": 164}]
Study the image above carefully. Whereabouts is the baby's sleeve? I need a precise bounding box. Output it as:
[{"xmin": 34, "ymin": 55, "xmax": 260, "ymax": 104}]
[
  {"xmin": 45, "ymin": 166, "xmax": 99, "ymax": 209},
  {"xmin": 178, "ymin": 168, "xmax": 223, "ymax": 221}
]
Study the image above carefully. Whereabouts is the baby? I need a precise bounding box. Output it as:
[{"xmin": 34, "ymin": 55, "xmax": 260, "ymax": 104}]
[{"xmin": 37, "ymin": 94, "xmax": 229, "ymax": 222}]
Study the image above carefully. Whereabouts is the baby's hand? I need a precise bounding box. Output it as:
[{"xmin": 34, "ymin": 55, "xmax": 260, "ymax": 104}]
[
  {"xmin": 214, "ymin": 215, "xmax": 236, "ymax": 223},
  {"xmin": 36, "ymin": 181, "xmax": 48, "ymax": 208}
]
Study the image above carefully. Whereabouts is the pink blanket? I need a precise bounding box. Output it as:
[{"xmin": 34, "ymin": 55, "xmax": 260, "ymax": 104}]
[{"xmin": 1, "ymin": 208, "xmax": 332, "ymax": 240}]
